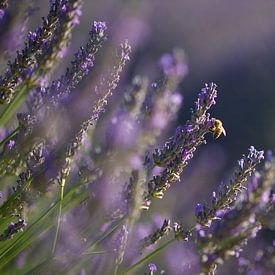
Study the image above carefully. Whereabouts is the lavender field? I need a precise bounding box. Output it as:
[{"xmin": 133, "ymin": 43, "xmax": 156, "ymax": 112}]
[{"xmin": 0, "ymin": 1, "xmax": 274, "ymax": 274}]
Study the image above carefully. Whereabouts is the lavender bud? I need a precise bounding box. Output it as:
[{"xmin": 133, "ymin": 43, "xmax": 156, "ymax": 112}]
[
  {"xmin": 148, "ymin": 263, "xmax": 157, "ymax": 274},
  {"xmin": 0, "ymin": 218, "xmax": 27, "ymax": 241}
]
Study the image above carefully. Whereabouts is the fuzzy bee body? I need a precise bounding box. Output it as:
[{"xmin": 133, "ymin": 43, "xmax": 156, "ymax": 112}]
[{"xmin": 211, "ymin": 119, "xmax": 226, "ymax": 139}]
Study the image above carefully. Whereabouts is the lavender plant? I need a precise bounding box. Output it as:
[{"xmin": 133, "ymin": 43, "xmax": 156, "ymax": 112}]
[{"xmin": 0, "ymin": 1, "xmax": 273, "ymax": 275}]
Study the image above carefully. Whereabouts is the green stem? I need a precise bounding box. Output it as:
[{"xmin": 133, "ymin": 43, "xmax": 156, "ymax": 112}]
[
  {"xmin": 64, "ymin": 217, "xmax": 126, "ymax": 274},
  {"xmin": 0, "ymin": 85, "xmax": 27, "ymax": 126},
  {"xmin": 0, "ymin": 127, "xmax": 19, "ymax": 147},
  {"xmin": 84, "ymin": 216, "xmax": 126, "ymax": 254},
  {"xmin": 51, "ymin": 183, "xmax": 65, "ymax": 254},
  {"xmin": 82, "ymin": 250, "xmax": 107, "ymax": 255},
  {"xmin": 122, "ymin": 238, "xmax": 176, "ymax": 274},
  {"xmin": 0, "ymin": 182, "xmax": 87, "ymax": 269},
  {"xmin": 113, "ymin": 264, "xmax": 119, "ymax": 275}
]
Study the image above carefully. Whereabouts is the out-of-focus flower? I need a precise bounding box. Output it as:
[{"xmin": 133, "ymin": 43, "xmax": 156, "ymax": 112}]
[{"xmin": 148, "ymin": 263, "xmax": 157, "ymax": 274}]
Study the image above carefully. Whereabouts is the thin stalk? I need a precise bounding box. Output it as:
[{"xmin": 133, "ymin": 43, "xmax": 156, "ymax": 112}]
[
  {"xmin": 64, "ymin": 217, "xmax": 126, "ymax": 274},
  {"xmin": 122, "ymin": 238, "xmax": 176, "ymax": 274},
  {"xmin": 82, "ymin": 250, "xmax": 107, "ymax": 255},
  {"xmin": 0, "ymin": 182, "xmax": 86, "ymax": 269},
  {"xmin": 51, "ymin": 182, "xmax": 65, "ymax": 254},
  {"xmin": 114, "ymin": 264, "xmax": 119, "ymax": 275},
  {"xmin": 84, "ymin": 216, "xmax": 126, "ymax": 254}
]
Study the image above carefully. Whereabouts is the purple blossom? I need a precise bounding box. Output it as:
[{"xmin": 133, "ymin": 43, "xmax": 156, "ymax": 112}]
[
  {"xmin": 195, "ymin": 146, "xmax": 264, "ymax": 227},
  {"xmin": 148, "ymin": 263, "xmax": 157, "ymax": 273},
  {"xmin": 27, "ymin": 31, "xmax": 37, "ymax": 43},
  {"xmin": 7, "ymin": 139, "xmax": 15, "ymax": 149},
  {"xmin": 195, "ymin": 203, "xmax": 203, "ymax": 216},
  {"xmin": 120, "ymin": 41, "xmax": 131, "ymax": 61},
  {"xmin": 143, "ymin": 83, "xmax": 218, "ymax": 205},
  {"xmin": 151, "ymin": 82, "xmax": 158, "ymax": 88},
  {"xmin": 91, "ymin": 21, "xmax": 107, "ymax": 37},
  {"xmin": 0, "ymin": 0, "xmax": 82, "ymax": 105},
  {"xmin": 152, "ymin": 83, "xmax": 217, "ymax": 168},
  {"xmin": 0, "ymin": 219, "xmax": 27, "ymax": 241},
  {"xmin": 79, "ymin": 57, "xmax": 94, "ymax": 75}
]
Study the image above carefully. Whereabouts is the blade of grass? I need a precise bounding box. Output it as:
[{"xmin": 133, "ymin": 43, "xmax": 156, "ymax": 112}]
[
  {"xmin": 0, "ymin": 182, "xmax": 87, "ymax": 269},
  {"xmin": 51, "ymin": 182, "xmax": 65, "ymax": 254},
  {"xmin": 84, "ymin": 216, "xmax": 126, "ymax": 253},
  {"xmin": 121, "ymin": 238, "xmax": 176, "ymax": 274},
  {"xmin": 64, "ymin": 217, "xmax": 126, "ymax": 274}
]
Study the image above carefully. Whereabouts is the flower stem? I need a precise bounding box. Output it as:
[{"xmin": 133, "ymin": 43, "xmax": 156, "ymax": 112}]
[
  {"xmin": 51, "ymin": 182, "xmax": 65, "ymax": 254},
  {"xmin": 122, "ymin": 238, "xmax": 176, "ymax": 274}
]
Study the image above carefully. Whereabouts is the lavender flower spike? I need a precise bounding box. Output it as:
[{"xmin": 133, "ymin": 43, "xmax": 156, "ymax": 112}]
[
  {"xmin": 0, "ymin": 0, "xmax": 82, "ymax": 104},
  {"xmin": 195, "ymin": 146, "xmax": 264, "ymax": 227},
  {"xmin": 54, "ymin": 40, "xmax": 131, "ymax": 187},
  {"xmin": 143, "ymin": 83, "xmax": 219, "ymax": 208},
  {"xmin": 38, "ymin": 20, "xmax": 107, "ymax": 109},
  {"xmin": 152, "ymin": 82, "xmax": 217, "ymax": 168},
  {"xmin": 0, "ymin": 20, "xmax": 107, "ymax": 177}
]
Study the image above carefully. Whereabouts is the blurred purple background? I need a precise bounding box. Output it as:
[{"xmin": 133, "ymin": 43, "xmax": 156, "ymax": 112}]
[{"xmin": 55, "ymin": 0, "xmax": 275, "ymax": 165}]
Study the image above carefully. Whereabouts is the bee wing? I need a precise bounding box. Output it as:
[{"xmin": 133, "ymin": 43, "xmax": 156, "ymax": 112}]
[{"xmin": 222, "ymin": 127, "xmax": 226, "ymax": 136}]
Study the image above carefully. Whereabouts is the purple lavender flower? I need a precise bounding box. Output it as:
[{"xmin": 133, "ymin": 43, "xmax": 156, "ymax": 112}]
[
  {"xmin": 52, "ymin": 40, "xmax": 131, "ymax": 188},
  {"xmin": 148, "ymin": 263, "xmax": 157, "ymax": 274},
  {"xmin": 0, "ymin": 20, "xmax": 108, "ymax": 177},
  {"xmin": 45, "ymin": 20, "xmax": 108, "ymax": 107},
  {"xmin": 152, "ymin": 83, "xmax": 217, "ymax": 168},
  {"xmin": 195, "ymin": 146, "xmax": 264, "ymax": 227},
  {"xmin": 27, "ymin": 31, "xmax": 37, "ymax": 42},
  {"xmin": 0, "ymin": 0, "xmax": 82, "ymax": 104},
  {"xmin": 7, "ymin": 139, "xmax": 15, "ymax": 149},
  {"xmin": 92, "ymin": 21, "xmax": 107, "ymax": 37},
  {"xmin": 0, "ymin": 218, "xmax": 27, "ymax": 241},
  {"xmin": 143, "ymin": 83, "xmax": 219, "ymax": 207}
]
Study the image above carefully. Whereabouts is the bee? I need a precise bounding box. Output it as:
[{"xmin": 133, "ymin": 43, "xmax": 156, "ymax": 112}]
[{"xmin": 210, "ymin": 119, "xmax": 226, "ymax": 139}]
